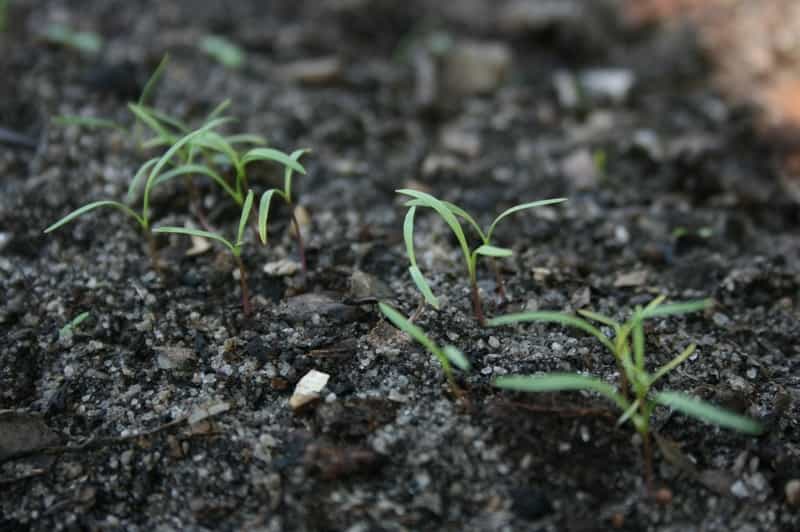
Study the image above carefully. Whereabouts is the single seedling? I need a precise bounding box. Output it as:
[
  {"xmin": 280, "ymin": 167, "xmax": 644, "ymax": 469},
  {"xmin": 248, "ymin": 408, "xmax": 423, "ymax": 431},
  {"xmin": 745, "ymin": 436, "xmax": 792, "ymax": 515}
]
[
  {"xmin": 378, "ymin": 302, "xmax": 469, "ymax": 393},
  {"xmin": 43, "ymin": 24, "xmax": 102, "ymax": 55},
  {"xmin": 59, "ymin": 311, "xmax": 90, "ymax": 340},
  {"xmin": 44, "ymin": 119, "xmax": 229, "ymax": 267},
  {"xmin": 154, "ymin": 190, "xmax": 255, "ymax": 315},
  {"xmin": 257, "ymin": 149, "xmax": 310, "ymax": 272},
  {"xmin": 490, "ymin": 297, "xmax": 762, "ymax": 491},
  {"xmin": 200, "ymin": 35, "xmax": 245, "ymax": 69},
  {"xmin": 397, "ymin": 189, "xmax": 566, "ymax": 324}
]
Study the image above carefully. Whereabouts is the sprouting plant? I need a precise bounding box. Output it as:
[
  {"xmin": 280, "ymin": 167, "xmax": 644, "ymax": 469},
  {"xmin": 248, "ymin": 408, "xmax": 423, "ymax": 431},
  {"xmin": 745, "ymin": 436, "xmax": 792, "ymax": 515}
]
[
  {"xmin": 43, "ymin": 24, "xmax": 102, "ymax": 55},
  {"xmin": 397, "ymin": 189, "xmax": 566, "ymax": 324},
  {"xmin": 200, "ymin": 35, "xmax": 245, "ymax": 69},
  {"xmin": 489, "ymin": 296, "xmax": 762, "ymax": 491},
  {"xmin": 257, "ymin": 149, "xmax": 310, "ymax": 272},
  {"xmin": 44, "ymin": 118, "xmax": 229, "ymax": 267},
  {"xmin": 59, "ymin": 311, "xmax": 91, "ymax": 340},
  {"xmin": 186, "ymin": 130, "xmax": 306, "ymax": 207},
  {"xmin": 378, "ymin": 302, "xmax": 469, "ymax": 393},
  {"xmin": 154, "ymin": 190, "xmax": 255, "ymax": 315}
]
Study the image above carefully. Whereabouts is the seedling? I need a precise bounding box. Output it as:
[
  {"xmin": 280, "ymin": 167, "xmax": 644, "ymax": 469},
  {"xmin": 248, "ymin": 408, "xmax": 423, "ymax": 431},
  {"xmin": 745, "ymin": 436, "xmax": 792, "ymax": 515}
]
[
  {"xmin": 397, "ymin": 189, "xmax": 566, "ymax": 324},
  {"xmin": 154, "ymin": 190, "xmax": 255, "ymax": 315},
  {"xmin": 378, "ymin": 302, "xmax": 469, "ymax": 393},
  {"xmin": 200, "ymin": 35, "xmax": 245, "ymax": 69},
  {"xmin": 43, "ymin": 24, "xmax": 102, "ymax": 55},
  {"xmin": 489, "ymin": 297, "xmax": 762, "ymax": 491},
  {"xmin": 44, "ymin": 119, "xmax": 229, "ymax": 267},
  {"xmin": 257, "ymin": 149, "xmax": 310, "ymax": 272},
  {"xmin": 59, "ymin": 311, "xmax": 90, "ymax": 340}
]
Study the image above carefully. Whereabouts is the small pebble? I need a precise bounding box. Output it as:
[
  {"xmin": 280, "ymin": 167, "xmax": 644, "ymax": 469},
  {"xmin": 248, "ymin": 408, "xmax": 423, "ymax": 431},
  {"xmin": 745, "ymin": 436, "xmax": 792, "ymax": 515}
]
[{"xmin": 785, "ymin": 479, "xmax": 800, "ymax": 506}]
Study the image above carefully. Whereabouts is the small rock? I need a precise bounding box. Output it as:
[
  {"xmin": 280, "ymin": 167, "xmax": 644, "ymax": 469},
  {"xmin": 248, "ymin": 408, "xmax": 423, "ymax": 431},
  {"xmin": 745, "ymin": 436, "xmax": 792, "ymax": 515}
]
[
  {"xmin": 561, "ymin": 149, "xmax": 598, "ymax": 190},
  {"xmin": 263, "ymin": 259, "xmax": 300, "ymax": 277},
  {"xmin": 553, "ymin": 70, "xmax": 580, "ymax": 109},
  {"xmin": 155, "ymin": 346, "xmax": 196, "ymax": 370},
  {"xmin": 282, "ymin": 56, "xmax": 342, "ymax": 85},
  {"xmin": 654, "ymin": 487, "xmax": 673, "ymax": 506},
  {"xmin": 348, "ymin": 270, "xmax": 392, "ymax": 300},
  {"xmin": 0, "ymin": 411, "xmax": 60, "ymax": 462},
  {"xmin": 421, "ymin": 153, "xmax": 460, "ymax": 176},
  {"xmin": 631, "ymin": 129, "xmax": 664, "ymax": 161},
  {"xmin": 443, "ymin": 41, "xmax": 512, "ymax": 96},
  {"xmin": 283, "ymin": 293, "xmax": 359, "ymax": 324},
  {"xmin": 579, "ymin": 68, "xmax": 636, "ymax": 104},
  {"xmin": 614, "ymin": 270, "xmax": 647, "ymax": 287},
  {"xmin": 440, "ymin": 126, "xmax": 481, "ymax": 158},
  {"xmin": 731, "ymin": 479, "xmax": 750, "ymax": 498},
  {"xmin": 289, "ymin": 369, "xmax": 330, "ymax": 411},
  {"xmin": 785, "ymin": 479, "xmax": 800, "ymax": 506},
  {"xmin": 188, "ymin": 401, "xmax": 230, "ymax": 425}
]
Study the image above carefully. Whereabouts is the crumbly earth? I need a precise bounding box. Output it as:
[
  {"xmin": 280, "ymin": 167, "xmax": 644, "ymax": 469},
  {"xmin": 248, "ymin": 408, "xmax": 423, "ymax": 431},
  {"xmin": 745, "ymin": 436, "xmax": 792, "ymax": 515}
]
[{"xmin": 2, "ymin": 1, "xmax": 799, "ymax": 531}]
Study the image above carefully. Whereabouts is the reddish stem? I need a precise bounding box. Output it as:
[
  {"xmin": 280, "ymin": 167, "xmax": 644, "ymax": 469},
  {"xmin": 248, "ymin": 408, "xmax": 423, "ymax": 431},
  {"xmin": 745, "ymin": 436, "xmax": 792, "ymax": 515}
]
[
  {"xmin": 237, "ymin": 256, "xmax": 252, "ymax": 316},
  {"xmin": 471, "ymin": 279, "xmax": 486, "ymax": 326},
  {"xmin": 491, "ymin": 258, "xmax": 507, "ymax": 301},
  {"xmin": 642, "ymin": 431, "xmax": 654, "ymax": 495},
  {"xmin": 290, "ymin": 210, "xmax": 308, "ymax": 274}
]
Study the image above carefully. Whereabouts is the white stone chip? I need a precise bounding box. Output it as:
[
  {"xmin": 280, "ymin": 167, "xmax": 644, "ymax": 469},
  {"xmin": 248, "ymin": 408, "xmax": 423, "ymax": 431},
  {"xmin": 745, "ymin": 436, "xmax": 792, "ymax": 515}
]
[{"xmin": 289, "ymin": 369, "xmax": 330, "ymax": 410}]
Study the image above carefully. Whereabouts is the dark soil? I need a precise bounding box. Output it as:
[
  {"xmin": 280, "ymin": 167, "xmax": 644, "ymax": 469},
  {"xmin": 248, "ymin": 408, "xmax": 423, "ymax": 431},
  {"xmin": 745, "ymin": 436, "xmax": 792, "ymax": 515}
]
[{"xmin": 2, "ymin": 1, "xmax": 799, "ymax": 530}]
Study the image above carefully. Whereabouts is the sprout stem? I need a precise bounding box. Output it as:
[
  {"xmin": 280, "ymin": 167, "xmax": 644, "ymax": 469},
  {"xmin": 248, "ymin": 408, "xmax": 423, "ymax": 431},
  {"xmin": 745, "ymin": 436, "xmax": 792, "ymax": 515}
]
[
  {"xmin": 291, "ymin": 210, "xmax": 307, "ymax": 274},
  {"xmin": 491, "ymin": 258, "xmax": 507, "ymax": 301},
  {"xmin": 643, "ymin": 431, "xmax": 654, "ymax": 494},
  {"xmin": 146, "ymin": 232, "xmax": 161, "ymax": 274},
  {"xmin": 236, "ymin": 256, "xmax": 252, "ymax": 316},
  {"xmin": 470, "ymin": 279, "xmax": 485, "ymax": 326}
]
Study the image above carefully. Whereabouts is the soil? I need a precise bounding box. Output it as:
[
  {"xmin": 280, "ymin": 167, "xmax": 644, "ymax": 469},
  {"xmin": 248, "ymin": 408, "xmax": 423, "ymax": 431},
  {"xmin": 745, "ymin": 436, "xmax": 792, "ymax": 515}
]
[{"xmin": 2, "ymin": 1, "xmax": 799, "ymax": 531}]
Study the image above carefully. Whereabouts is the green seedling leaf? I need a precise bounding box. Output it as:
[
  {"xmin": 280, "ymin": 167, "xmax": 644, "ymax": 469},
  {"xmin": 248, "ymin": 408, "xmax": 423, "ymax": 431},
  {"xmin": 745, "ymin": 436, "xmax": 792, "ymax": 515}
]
[
  {"xmin": 128, "ymin": 103, "xmax": 177, "ymax": 145},
  {"xmin": 236, "ymin": 190, "xmax": 254, "ymax": 247},
  {"xmin": 410, "ymin": 265, "xmax": 439, "ymax": 309},
  {"xmin": 205, "ymin": 99, "xmax": 231, "ymax": 123},
  {"xmin": 59, "ymin": 311, "xmax": 90, "ymax": 338},
  {"xmin": 53, "ymin": 115, "xmax": 123, "ymax": 131},
  {"xmin": 242, "ymin": 148, "xmax": 307, "ymax": 175},
  {"xmin": 258, "ymin": 189, "xmax": 280, "ymax": 245},
  {"xmin": 443, "ymin": 345, "xmax": 470, "ymax": 371},
  {"xmin": 379, "ymin": 302, "xmax": 453, "ymax": 376},
  {"xmin": 576, "ymin": 309, "xmax": 620, "ymax": 329},
  {"xmin": 494, "ymin": 373, "xmax": 627, "ymax": 410},
  {"xmin": 44, "ymin": 200, "xmax": 145, "ymax": 233},
  {"xmin": 192, "ymin": 131, "xmax": 239, "ymax": 167},
  {"xmin": 151, "ymin": 163, "xmax": 239, "ymax": 202},
  {"xmin": 127, "ymin": 157, "xmax": 160, "ymax": 201},
  {"xmin": 617, "ymin": 399, "xmax": 641, "ymax": 427},
  {"xmin": 200, "ymin": 35, "xmax": 245, "ymax": 69},
  {"xmin": 641, "ymin": 299, "xmax": 710, "ymax": 318},
  {"xmin": 654, "ymin": 391, "xmax": 762, "ymax": 435},
  {"xmin": 143, "ymin": 117, "xmax": 232, "ymax": 225},
  {"xmin": 650, "ymin": 343, "xmax": 695, "ymax": 385},
  {"xmin": 474, "ymin": 245, "xmax": 513, "ymax": 258},
  {"xmin": 138, "ymin": 54, "xmax": 169, "ymax": 106},
  {"xmin": 44, "ymin": 24, "xmax": 102, "ymax": 55},
  {"xmin": 487, "ymin": 198, "xmax": 567, "ymax": 241},
  {"xmin": 488, "ymin": 312, "xmax": 616, "ymax": 354},
  {"xmin": 633, "ymin": 319, "xmax": 645, "ymax": 371},
  {"xmin": 283, "ymin": 149, "xmax": 309, "ymax": 203},
  {"xmin": 443, "ymin": 201, "xmax": 487, "ymax": 242},
  {"xmin": 154, "ymin": 226, "xmax": 235, "ymax": 254},
  {"xmin": 397, "ymin": 189, "xmax": 471, "ymax": 263}
]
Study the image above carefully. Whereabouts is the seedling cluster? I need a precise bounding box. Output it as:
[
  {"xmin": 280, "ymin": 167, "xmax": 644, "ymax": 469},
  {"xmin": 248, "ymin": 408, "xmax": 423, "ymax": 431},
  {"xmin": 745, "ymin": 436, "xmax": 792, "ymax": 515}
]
[
  {"xmin": 45, "ymin": 59, "xmax": 309, "ymax": 315},
  {"xmin": 43, "ymin": 60, "xmax": 763, "ymax": 496}
]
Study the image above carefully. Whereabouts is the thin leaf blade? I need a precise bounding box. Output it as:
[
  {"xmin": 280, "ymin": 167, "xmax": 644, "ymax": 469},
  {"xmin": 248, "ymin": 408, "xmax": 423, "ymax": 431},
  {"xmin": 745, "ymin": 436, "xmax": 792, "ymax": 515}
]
[{"xmin": 654, "ymin": 392, "xmax": 762, "ymax": 435}]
